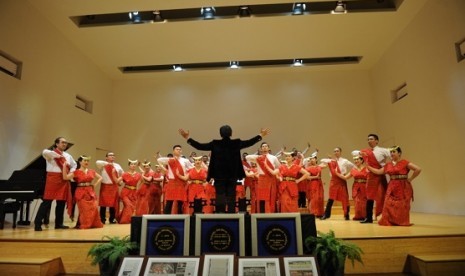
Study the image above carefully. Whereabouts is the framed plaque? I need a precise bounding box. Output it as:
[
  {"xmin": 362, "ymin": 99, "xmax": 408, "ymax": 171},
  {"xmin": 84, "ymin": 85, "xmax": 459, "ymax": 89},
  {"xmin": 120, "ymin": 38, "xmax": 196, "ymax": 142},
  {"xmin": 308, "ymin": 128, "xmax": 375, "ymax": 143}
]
[
  {"xmin": 202, "ymin": 254, "xmax": 235, "ymax": 276},
  {"xmin": 238, "ymin": 257, "xmax": 281, "ymax": 276},
  {"xmin": 140, "ymin": 214, "xmax": 190, "ymax": 256},
  {"xmin": 282, "ymin": 256, "xmax": 319, "ymax": 276},
  {"xmin": 251, "ymin": 213, "xmax": 303, "ymax": 256},
  {"xmin": 143, "ymin": 257, "xmax": 200, "ymax": 276},
  {"xmin": 195, "ymin": 214, "xmax": 245, "ymax": 256},
  {"xmin": 117, "ymin": 256, "xmax": 145, "ymax": 276}
]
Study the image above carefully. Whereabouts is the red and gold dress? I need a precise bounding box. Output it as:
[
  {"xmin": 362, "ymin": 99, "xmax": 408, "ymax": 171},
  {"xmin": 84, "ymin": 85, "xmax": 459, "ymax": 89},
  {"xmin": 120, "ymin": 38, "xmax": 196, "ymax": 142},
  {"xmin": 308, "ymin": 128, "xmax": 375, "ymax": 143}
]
[
  {"xmin": 305, "ymin": 166, "xmax": 324, "ymax": 217},
  {"xmin": 350, "ymin": 167, "xmax": 368, "ymax": 220},
  {"xmin": 150, "ymin": 172, "xmax": 163, "ymax": 214},
  {"xmin": 378, "ymin": 160, "xmax": 413, "ymax": 226},
  {"xmin": 136, "ymin": 170, "xmax": 154, "ymax": 216},
  {"xmin": 118, "ymin": 172, "xmax": 141, "ymax": 224},
  {"xmin": 328, "ymin": 160, "xmax": 350, "ymax": 216},
  {"xmin": 278, "ymin": 164, "xmax": 300, "ymax": 213},
  {"xmin": 73, "ymin": 169, "xmax": 103, "ymax": 229},
  {"xmin": 186, "ymin": 168, "xmax": 207, "ymax": 214}
]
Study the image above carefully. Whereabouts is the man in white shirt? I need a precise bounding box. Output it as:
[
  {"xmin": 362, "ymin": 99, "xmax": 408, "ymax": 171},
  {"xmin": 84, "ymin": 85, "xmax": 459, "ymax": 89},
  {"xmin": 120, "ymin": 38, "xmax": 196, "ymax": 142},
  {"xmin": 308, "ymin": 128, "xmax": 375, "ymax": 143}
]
[
  {"xmin": 96, "ymin": 152, "xmax": 124, "ymax": 224},
  {"xmin": 320, "ymin": 147, "xmax": 354, "ymax": 220},
  {"xmin": 34, "ymin": 137, "xmax": 77, "ymax": 231}
]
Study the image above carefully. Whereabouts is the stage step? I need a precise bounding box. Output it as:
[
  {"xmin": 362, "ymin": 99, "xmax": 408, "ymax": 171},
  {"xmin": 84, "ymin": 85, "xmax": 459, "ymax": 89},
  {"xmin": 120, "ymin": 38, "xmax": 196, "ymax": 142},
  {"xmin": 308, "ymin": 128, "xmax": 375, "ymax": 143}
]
[
  {"xmin": 0, "ymin": 257, "xmax": 65, "ymax": 276},
  {"xmin": 407, "ymin": 253, "xmax": 465, "ymax": 276}
]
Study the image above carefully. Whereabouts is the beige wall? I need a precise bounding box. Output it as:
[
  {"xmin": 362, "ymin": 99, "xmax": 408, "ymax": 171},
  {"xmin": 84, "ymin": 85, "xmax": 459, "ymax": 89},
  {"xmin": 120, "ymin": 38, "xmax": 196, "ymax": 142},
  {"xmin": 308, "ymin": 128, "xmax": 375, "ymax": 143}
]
[
  {"xmin": 0, "ymin": 0, "xmax": 113, "ymax": 179},
  {"xmin": 370, "ymin": 0, "xmax": 465, "ymax": 214},
  {"xmin": 1, "ymin": 0, "xmax": 464, "ymax": 217}
]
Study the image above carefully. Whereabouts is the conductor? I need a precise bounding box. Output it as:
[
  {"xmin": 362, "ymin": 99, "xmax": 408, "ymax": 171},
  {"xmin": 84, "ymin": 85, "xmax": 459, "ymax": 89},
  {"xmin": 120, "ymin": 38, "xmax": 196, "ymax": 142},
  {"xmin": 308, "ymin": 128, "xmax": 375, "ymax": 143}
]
[{"xmin": 179, "ymin": 126, "xmax": 269, "ymax": 213}]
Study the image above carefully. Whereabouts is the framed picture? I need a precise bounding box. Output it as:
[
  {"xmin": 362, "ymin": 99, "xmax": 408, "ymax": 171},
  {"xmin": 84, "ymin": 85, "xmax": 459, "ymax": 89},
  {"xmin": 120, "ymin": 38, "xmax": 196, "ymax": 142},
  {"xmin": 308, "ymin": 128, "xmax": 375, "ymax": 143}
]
[
  {"xmin": 117, "ymin": 256, "xmax": 145, "ymax": 276},
  {"xmin": 238, "ymin": 257, "xmax": 281, "ymax": 276},
  {"xmin": 202, "ymin": 254, "xmax": 235, "ymax": 276},
  {"xmin": 140, "ymin": 214, "xmax": 190, "ymax": 256},
  {"xmin": 282, "ymin": 256, "xmax": 319, "ymax": 276},
  {"xmin": 143, "ymin": 257, "xmax": 201, "ymax": 276},
  {"xmin": 195, "ymin": 214, "xmax": 246, "ymax": 256},
  {"xmin": 251, "ymin": 213, "xmax": 303, "ymax": 256}
]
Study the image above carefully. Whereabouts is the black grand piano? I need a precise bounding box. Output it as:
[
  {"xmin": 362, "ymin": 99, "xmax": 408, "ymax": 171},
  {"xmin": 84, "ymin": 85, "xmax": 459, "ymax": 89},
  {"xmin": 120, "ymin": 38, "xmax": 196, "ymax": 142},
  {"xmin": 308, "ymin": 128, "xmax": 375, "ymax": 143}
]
[{"xmin": 0, "ymin": 143, "xmax": 73, "ymax": 229}]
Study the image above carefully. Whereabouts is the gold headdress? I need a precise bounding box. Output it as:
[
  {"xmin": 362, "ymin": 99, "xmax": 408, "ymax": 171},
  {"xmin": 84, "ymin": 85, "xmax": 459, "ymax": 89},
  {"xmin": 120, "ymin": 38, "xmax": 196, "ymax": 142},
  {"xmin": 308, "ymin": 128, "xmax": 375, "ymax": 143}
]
[
  {"xmin": 80, "ymin": 155, "xmax": 91, "ymax": 161},
  {"xmin": 128, "ymin": 159, "xmax": 138, "ymax": 165}
]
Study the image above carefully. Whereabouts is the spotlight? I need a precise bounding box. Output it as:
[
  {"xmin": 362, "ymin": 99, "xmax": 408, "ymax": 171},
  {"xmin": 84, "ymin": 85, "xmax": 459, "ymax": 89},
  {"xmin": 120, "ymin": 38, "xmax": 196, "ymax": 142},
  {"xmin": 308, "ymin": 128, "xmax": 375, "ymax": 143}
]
[
  {"xmin": 152, "ymin": 10, "xmax": 164, "ymax": 22},
  {"xmin": 201, "ymin": 7, "xmax": 216, "ymax": 19},
  {"xmin": 128, "ymin": 11, "xmax": 141, "ymax": 22},
  {"xmin": 293, "ymin": 59, "xmax": 303, "ymax": 66},
  {"xmin": 238, "ymin": 6, "xmax": 251, "ymax": 17},
  {"xmin": 230, "ymin": 61, "xmax": 240, "ymax": 69},
  {"xmin": 292, "ymin": 3, "xmax": 306, "ymax": 15},
  {"xmin": 173, "ymin": 65, "xmax": 183, "ymax": 72},
  {"xmin": 331, "ymin": 1, "xmax": 347, "ymax": 14}
]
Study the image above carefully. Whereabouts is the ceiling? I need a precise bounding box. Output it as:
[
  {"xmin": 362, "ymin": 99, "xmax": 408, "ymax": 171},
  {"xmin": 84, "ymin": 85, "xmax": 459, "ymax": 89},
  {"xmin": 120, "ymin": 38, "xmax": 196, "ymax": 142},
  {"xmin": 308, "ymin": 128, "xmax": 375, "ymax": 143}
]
[{"xmin": 27, "ymin": 0, "xmax": 428, "ymax": 80}]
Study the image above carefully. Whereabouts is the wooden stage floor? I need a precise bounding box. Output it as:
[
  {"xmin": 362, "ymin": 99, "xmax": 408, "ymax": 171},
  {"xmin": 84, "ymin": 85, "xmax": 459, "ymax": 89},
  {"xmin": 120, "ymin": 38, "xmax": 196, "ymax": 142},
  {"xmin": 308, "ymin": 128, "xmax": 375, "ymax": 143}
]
[{"xmin": 1, "ymin": 212, "xmax": 465, "ymax": 274}]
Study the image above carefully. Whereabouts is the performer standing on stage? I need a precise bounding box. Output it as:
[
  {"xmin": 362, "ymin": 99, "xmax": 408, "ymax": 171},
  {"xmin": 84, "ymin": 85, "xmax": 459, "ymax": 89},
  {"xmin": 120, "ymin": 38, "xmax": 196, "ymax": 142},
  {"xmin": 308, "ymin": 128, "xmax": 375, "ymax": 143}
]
[
  {"xmin": 246, "ymin": 142, "xmax": 281, "ymax": 213},
  {"xmin": 357, "ymin": 134, "xmax": 390, "ymax": 223},
  {"xmin": 177, "ymin": 156, "xmax": 208, "ymax": 214},
  {"xmin": 367, "ymin": 146, "xmax": 421, "ymax": 226},
  {"xmin": 34, "ymin": 137, "xmax": 77, "ymax": 231},
  {"xmin": 135, "ymin": 161, "xmax": 154, "ymax": 216},
  {"xmin": 320, "ymin": 147, "xmax": 354, "ymax": 220},
  {"xmin": 304, "ymin": 151, "xmax": 326, "ymax": 218},
  {"xmin": 244, "ymin": 161, "xmax": 259, "ymax": 213},
  {"xmin": 117, "ymin": 159, "xmax": 142, "ymax": 223},
  {"xmin": 150, "ymin": 165, "xmax": 164, "ymax": 214},
  {"xmin": 179, "ymin": 126, "xmax": 268, "ymax": 213},
  {"xmin": 158, "ymin": 145, "xmax": 193, "ymax": 214},
  {"xmin": 276, "ymin": 152, "xmax": 309, "ymax": 213},
  {"xmin": 96, "ymin": 152, "xmax": 123, "ymax": 224},
  {"xmin": 63, "ymin": 155, "xmax": 103, "ymax": 229},
  {"xmin": 334, "ymin": 153, "xmax": 368, "ymax": 220}
]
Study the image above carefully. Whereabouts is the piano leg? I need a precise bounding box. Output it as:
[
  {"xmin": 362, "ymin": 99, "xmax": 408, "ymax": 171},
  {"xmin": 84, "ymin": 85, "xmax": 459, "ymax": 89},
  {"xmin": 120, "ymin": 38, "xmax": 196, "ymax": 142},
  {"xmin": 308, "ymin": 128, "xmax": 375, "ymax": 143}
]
[{"xmin": 17, "ymin": 200, "xmax": 31, "ymax": 226}]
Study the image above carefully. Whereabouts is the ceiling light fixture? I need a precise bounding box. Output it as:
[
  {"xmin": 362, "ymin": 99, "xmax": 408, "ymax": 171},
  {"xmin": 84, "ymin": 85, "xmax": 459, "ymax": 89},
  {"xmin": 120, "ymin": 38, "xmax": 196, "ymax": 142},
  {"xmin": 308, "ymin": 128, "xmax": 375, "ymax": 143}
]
[
  {"xmin": 331, "ymin": 1, "xmax": 347, "ymax": 14},
  {"xmin": 238, "ymin": 6, "xmax": 252, "ymax": 17},
  {"xmin": 152, "ymin": 10, "xmax": 164, "ymax": 22},
  {"xmin": 128, "ymin": 11, "xmax": 141, "ymax": 22},
  {"xmin": 173, "ymin": 65, "xmax": 183, "ymax": 72},
  {"xmin": 293, "ymin": 59, "xmax": 303, "ymax": 66},
  {"xmin": 201, "ymin": 7, "xmax": 216, "ymax": 20},
  {"xmin": 230, "ymin": 61, "xmax": 240, "ymax": 69},
  {"xmin": 292, "ymin": 3, "xmax": 306, "ymax": 15}
]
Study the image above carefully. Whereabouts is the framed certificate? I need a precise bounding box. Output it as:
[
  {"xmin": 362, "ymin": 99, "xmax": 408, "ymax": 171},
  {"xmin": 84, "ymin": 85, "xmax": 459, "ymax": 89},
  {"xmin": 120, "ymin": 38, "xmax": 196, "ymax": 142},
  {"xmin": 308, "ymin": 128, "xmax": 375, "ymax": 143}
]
[
  {"xmin": 143, "ymin": 257, "xmax": 200, "ymax": 276},
  {"xmin": 140, "ymin": 214, "xmax": 190, "ymax": 256},
  {"xmin": 238, "ymin": 257, "xmax": 281, "ymax": 276},
  {"xmin": 251, "ymin": 213, "xmax": 303, "ymax": 256},
  {"xmin": 282, "ymin": 256, "xmax": 319, "ymax": 276},
  {"xmin": 195, "ymin": 214, "xmax": 246, "ymax": 256},
  {"xmin": 202, "ymin": 254, "xmax": 235, "ymax": 276},
  {"xmin": 117, "ymin": 256, "xmax": 145, "ymax": 276}
]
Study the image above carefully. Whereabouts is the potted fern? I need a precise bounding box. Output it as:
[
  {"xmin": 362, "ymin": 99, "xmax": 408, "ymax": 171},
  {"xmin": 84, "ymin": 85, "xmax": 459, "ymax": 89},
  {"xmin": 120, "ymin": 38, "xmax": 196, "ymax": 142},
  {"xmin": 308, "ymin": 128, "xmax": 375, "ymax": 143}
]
[
  {"xmin": 87, "ymin": 235, "xmax": 138, "ymax": 276},
  {"xmin": 305, "ymin": 230, "xmax": 363, "ymax": 276}
]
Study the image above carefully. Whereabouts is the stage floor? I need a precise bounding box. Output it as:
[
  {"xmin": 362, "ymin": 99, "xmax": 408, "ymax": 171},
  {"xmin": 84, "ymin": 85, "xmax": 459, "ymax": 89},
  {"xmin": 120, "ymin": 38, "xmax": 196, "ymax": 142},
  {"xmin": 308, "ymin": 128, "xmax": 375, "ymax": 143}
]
[{"xmin": 1, "ymin": 212, "xmax": 465, "ymax": 241}]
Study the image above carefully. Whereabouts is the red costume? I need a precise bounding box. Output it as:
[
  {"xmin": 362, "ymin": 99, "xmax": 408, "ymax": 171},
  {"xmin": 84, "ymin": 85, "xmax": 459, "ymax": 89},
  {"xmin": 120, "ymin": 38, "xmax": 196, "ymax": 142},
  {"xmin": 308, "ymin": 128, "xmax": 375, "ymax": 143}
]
[
  {"xmin": 378, "ymin": 160, "xmax": 413, "ymax": 226},
  {"xmin": 361, "ymin": 149, "xmax": 388, "ymax": 216},
  {"xmin": 256, "ymin": 155, "xmax": 278, "ymax": 213},
  {"xmin": 150, "ymin": 171, "xmax": 163, "ymax": 214},
  {"xmin": 186, "ymin": 167, "xmax": 208, "ymax": 214},
  {"xmin": 278, "ymin": 164, "xmax": 300, "ymax": 212},
  {"xmin": 305, "ymin": 166, "xmax": 324, "ymax": 217},
  {"xmin": 136, "ymin": 170, "xmax": 154, "ymax": 216},
  {"xmin": 203, "ymin": 181, "xmax": 216, "ymax": 214},
  {"xmin": 350, "ymin": 167, "xmax": 368, "ymax": 220},
  {"xmin": 73, "ymin": 169, "xmax": 103, "ymax": 229},
  {"xmin": 245, "ymin": 166, "xmax": 258, "ymax": 213},
  {"xmin": 118, "ymin": 172, "xmax": 141, "ymax": 224},
  {"xmin": 328, "ymin": 160, "xmax": 350, "ymax": 216},
  {"xmin": 99, "ymin": 164, "xmax": 120, "ymax": 216}
]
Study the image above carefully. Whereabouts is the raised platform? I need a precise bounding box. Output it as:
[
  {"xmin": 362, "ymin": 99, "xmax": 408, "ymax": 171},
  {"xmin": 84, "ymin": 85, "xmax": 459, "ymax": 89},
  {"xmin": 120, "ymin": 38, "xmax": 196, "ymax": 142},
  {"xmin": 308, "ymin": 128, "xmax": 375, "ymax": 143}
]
[{"xmin": 1, "ymin": 212, "xmax": 465, "ymax": 275}]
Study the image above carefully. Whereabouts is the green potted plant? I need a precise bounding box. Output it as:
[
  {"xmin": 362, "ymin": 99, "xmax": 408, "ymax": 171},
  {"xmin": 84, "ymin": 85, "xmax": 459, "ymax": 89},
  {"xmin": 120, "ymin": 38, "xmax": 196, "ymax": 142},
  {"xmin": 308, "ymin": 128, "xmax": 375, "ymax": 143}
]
[
  {"xmin": 305, "ymin": 230, "xmax": 363, "ymax": 276},
  {"xmin": 87, "ymin": 235, "xmax": 138, "ymax": 276}
]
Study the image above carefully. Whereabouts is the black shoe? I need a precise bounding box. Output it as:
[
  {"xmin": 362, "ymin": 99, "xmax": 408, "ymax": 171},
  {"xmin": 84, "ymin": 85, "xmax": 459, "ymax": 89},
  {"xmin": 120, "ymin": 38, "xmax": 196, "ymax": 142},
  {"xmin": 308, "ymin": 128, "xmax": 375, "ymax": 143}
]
[
  {"xmin": 345, "ymin": 214, "xmax": 350, "ymax": 221},
  {"xmin": 360, "ymin": 218, "xmax": 373, "ymax": 224},
  {"xmin": 109, "ymin": 220, "xmax": 117, "ymax": 224},
  {"xmin": 55, "ymin": 225, "xmax": 70, "ymax": 229},
  {"xmin": 34, "ymin": 225, "xmax": 42, "ymax": 231},
  {"xmin": 320, "ymin": 215, "xmax": 330, "ymax": 220}
]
